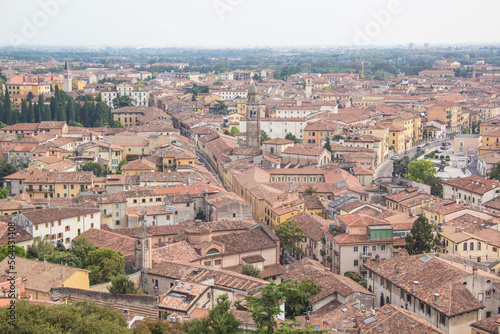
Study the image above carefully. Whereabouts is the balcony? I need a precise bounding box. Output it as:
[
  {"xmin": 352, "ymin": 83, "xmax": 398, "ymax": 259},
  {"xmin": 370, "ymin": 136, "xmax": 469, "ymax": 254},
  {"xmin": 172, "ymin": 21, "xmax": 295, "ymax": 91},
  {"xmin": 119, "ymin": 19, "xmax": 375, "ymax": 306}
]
[
  {"xmin": 361, "ymin": 252, "xmax": 372, "ymax": 258},
  {"xmin": 29, "ymin": 188, "xmax": 54, "ymax": 193}
]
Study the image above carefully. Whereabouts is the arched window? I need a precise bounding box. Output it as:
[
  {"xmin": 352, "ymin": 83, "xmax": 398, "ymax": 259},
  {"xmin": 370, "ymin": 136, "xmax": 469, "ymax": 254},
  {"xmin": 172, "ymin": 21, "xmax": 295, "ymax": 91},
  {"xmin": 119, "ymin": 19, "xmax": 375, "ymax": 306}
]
[
  {"xmin": 470, "ymin": 242, "xmax": 474, "ymax": 251},
  {"xmin": 463, "ymin": 243, "xmax": 467, "ymax": 251},
  {"xmin": 206, "ymin": 248, "xmax": 219, "ymax": 255},
  {"xmin": 477, "ymin": 242, "xmax": 481, "ymax": 250}
]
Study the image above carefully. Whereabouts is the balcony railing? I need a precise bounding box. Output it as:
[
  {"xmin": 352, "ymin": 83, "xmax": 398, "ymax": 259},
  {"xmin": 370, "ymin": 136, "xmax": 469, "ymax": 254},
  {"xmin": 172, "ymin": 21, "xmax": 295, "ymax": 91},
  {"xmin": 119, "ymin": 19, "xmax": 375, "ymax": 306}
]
[{"xmin": 29, "ymin": 188, "xmax": 54, "ymax": 192}]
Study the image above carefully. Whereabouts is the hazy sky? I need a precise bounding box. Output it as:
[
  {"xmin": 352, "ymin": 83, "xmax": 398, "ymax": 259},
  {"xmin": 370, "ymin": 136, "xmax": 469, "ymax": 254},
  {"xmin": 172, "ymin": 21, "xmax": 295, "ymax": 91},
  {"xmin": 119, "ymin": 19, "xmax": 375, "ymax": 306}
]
[{"xmin": 1, "ymin": 0, "xmax": 499, "ymax": 48}]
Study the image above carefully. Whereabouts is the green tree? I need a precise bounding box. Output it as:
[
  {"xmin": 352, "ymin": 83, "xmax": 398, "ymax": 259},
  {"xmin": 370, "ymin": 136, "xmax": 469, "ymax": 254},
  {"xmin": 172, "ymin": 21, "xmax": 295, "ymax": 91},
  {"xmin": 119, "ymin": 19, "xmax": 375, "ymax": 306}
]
[
  {"xmin": 488, "ymin": 161, "xmax": 500, "ymax": 182},
  {"xmin": 80, "ymin": 162, "xmax": 109, "ymax": 177},
  {"xmin": 344, "ymin": 271, "xmax": 367, "ymax": 289},
  {"xmin": 112, "ymin": 95, "xmax": 135, "ymax": 109},
  {"xmin": 206, "ymin": 294, "xmax": 241, "ymax": 334},
  {"xmin": 3, "ymin": 88, "xmax": 13, "ymax": 125},
  {"xmin": 261, "ymin": 131, "xmax": 271, "ymax": 144},
  {"xmin": 230, "ymin": 126, "xmax": 240, "ymax": 137},
  {"xmin": 0, "ymin": 244, "xmax": 26, "ymax": 262},
  {"xmin": 115, "ymin": 159, "xmax": 128, "ymax": 174},
  {"xmin": 55, "ymin": 242, "xmax": 66, "ymax": 252},
  {"xmin": 28, "ymin": 99, "xmax": 35, "ymax": 123},
  {"xmin": 282, "ymin": 279, "xmax": 321, "ymax": 318},
  {"xmin": 392, "ymin": 156, "xmax": 410, "ymax": 177},
  {"xmin": 405, "ymin": 159, "xmax": 436, "ymax": 183},
  {"xmin": 274, "ymin": 220, "xmax": 307, "ymax": 265},
  {"xmin": 425, "ymin": 174, "xmax": 443, "ymax": 197},
  {"xmin": 0, "ymin": 300, "xmax": 128, "ymax": 334},
  {"xmin": 87, "ymin": 248, "xmax": 125, "ymax": 284},
  {"xmin": 20, "ymin": 98, "xmax": 28, "ymax": 123},
  {"xmin": 405, "ymin": 215, "xmax": 435, "ymax": 255},
  {"xmin": 114, "ymin": 120, "xmax": 125, "ymax": 128},
  {"xmin": 423, "ymin": 129, "xmax": 428, "ymax": 139},
  {"xmin": 323, "ymin": 137, "xmax": 332, "ymax": 153},
  {"xmin": 0, "ymin": 187, "xmax": 8, "ymax": 199},
  {"xmin": 108, "ymin": 274, "xmax": 138, "ymax": 295},
  {"xmin": 241, "ymin": 264, "xmax": 261, "ymax": 278},
  {"xmin": 245, "ymin": 282, "xmax": 286, "ymax": 334},
  {"xmin": 71, "ymin": 235, "xmax": 96, "ymax": 268},
  {"xmin": 26, "ymin": 237, "xmax": 54, "ymax": 259},
  {"xmin": 0, "ymin": 159, "xmax": 16, "ymax": 180},
  {"xmin": 285, "ymin": 133, "xmax": 300, "ymax": 143},
  {"xmin": 210, "ymin": 101, "xmax": 229, "ymax": 115},
  {"xmin": 302, "ymin": 185, "xmax": 317, "ymax": 196},
  {"xmin": 47, "ymin": 251, "xmax": 82, "ymax": 268},
  {"xmin": 332, "ymin": 134, "xmax": 344, "ymax": 141}
]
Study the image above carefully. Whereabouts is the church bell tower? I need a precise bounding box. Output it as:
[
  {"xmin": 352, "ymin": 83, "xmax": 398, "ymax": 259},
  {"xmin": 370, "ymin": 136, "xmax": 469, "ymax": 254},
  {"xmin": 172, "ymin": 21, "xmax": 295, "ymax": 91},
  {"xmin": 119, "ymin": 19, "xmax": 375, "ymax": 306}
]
[{"xmin": 246, "ymin": 84, "xmax": 261, "ymax": 148}]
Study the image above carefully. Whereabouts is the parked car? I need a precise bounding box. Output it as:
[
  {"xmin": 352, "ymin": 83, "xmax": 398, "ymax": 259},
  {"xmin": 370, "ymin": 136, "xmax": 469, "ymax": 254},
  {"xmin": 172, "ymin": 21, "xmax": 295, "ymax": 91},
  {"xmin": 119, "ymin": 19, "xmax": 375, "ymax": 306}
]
[
  {"xmin": 404, "ymin": 150, "xmax": 409, "ymax": 154},
  {"xmin": 391, "ymin": 156, "xmax": 399, "ymax": 160}
]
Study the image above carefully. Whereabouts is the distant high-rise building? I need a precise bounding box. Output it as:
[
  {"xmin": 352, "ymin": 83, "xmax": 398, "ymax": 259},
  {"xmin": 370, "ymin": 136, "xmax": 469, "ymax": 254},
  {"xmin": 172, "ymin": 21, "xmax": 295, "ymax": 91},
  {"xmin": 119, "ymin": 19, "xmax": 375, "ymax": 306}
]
[
  {"xmin": 246, "ymin": 84, "xmax": 261, "ymax": 149},
  {"xmin": 408, "ymin": 43, "xmax": 415, "ymax": 50},
  {"xmin": 424, "ymin": 43, "xmax": 430, "ymax": 50},
  {"xmin": 63, "ymin": 60, "xmax": 72, "ymax": 92}
]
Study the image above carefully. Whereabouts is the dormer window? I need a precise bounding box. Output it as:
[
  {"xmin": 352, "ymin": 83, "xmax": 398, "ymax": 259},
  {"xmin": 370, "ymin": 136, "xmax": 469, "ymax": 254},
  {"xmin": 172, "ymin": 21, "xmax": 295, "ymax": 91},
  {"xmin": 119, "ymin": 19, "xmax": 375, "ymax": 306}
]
[{"xmin": 207, "ymin": 248, "xmax": 219, "ymax": 255}]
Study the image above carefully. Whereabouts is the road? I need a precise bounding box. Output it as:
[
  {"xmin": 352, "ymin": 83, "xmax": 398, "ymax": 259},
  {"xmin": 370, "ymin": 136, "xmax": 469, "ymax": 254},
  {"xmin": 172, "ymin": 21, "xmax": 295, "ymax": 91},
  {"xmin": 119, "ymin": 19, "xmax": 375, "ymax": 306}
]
[
  {"xmin": 196, "ymin": 153, "xmax": 225, "ymax": 188},
  {"xmin": 375, "ymin": 139, "xmax": 450, "ymax": 179}
]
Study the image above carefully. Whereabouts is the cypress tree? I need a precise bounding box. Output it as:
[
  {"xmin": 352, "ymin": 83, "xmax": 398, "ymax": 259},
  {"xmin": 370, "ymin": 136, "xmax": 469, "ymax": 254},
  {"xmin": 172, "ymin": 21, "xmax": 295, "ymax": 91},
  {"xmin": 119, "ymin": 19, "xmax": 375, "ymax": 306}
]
[
  {"xmin": 36, "ymin": 94, "xmax": 44, "ymax": 123},
  {"xmin": 3, "ymin": 89, "xmax": 12, "ymax": 124},
  {"xmin": 21, "ymin": 99, "xmax": 28, "ymax": 123},
  {"xmin": 28, "ymin": 100, "xmax": 34, "ymax": 123},
  {"xmin": 49, "ymin": 96, "xmax": 57, "ymax": 121},
  {"xmin": 66, "ymin": 99, "xmax": 75, "ymax": 123}
]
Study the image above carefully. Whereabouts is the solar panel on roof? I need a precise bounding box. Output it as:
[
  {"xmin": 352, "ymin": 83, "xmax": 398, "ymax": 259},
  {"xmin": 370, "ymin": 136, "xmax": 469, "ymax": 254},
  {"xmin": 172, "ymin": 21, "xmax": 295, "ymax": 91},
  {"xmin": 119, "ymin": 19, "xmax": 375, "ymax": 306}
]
[
  {"xmin": 383, "ymin": 310, "xmax": 392, "ymax": 315},
  {"xmin": 419, "ymin": 255, "xmax": 432, "ymax": 262},
  {"xmin": 340, "ymin": 307, "xmax": 348, "ymax": 313},
  {"xmin": 363, "ymin": 317, "xmax": 377, "ymax": 325}
]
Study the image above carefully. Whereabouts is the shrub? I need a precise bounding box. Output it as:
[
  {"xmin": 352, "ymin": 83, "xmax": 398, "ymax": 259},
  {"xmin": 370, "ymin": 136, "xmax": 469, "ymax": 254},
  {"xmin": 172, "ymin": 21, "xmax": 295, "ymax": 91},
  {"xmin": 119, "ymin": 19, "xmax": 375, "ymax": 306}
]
[{"xmin": 440, "ymin": 155, "xmax": 445, "ymax": 160}]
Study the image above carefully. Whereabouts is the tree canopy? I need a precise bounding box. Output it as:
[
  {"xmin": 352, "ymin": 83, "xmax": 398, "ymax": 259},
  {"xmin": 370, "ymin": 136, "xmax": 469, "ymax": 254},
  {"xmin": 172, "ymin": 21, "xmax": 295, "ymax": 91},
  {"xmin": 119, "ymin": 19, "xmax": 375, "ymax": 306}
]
[
  {"xmin": 241, "ymin": 264, "xmax": 261, "ymax": 278},
  {"xmin": 0, "ymin": 300, "xmax": 128, "ymax": 334},
  {"xmin": 87, "ymin": 248, "xmax": 125, "ymax": 285},
  {"xmin": 405, "ymin": 215, "xmax": 436, "ymax": 255},
  {"xmin": 245, "ymin": 282, "xmax": 286, "ymax": 334},
  {"xmin": 112, "ymin": 95, "xmax": 135, "ymax": 109},
  {"xmin": 81, "ymin": 162, "xmax": 110, "ymax": 177},
  {"xmin": 0, "ymin": 244, "xmax": 26, "ymax": 262},
  {"xmin": 285, "ymin": 133, "xmax": 300, "ymax": 143},
  {"xmin": 274, "ymin": 221, "xmax": 307, "ymax": 265},
  {"xmin": 108, "ymin": 274, "xmax": 138, "ymax": 295},
  {"xmin": 405, "ymin": 159, "xmax": 436, "ymax": 183}
]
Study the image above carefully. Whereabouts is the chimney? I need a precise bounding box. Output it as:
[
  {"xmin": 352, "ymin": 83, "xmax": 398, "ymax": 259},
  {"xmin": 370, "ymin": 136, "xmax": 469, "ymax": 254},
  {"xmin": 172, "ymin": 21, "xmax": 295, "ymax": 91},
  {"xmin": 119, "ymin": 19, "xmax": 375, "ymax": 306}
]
[
  {"xmin": 473, "ymin": 267, "xmax": 478, "ymax": 277},
  {"xmin": 434, "ymin": 293, "xmax": 440, "ymax": 305},
  {"xmin": 413, "ymin": 281, "xmax": 419, "ymax": 293},
  {"xmin": 455, "ymin": 227, "xmax": 461, "ymax": 233},
  {"xmin": 394, "ymin": 264, "xmax": 399, "ymax": 275},
  {"xmin": 285, "ymin": 265, "xmax": 289, "ymax": 273}
]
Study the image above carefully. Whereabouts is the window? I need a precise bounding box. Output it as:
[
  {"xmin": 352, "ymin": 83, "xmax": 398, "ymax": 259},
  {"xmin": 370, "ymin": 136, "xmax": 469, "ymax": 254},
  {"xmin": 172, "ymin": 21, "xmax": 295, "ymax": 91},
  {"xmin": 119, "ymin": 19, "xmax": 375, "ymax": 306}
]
[
  {"xmin": 186, "ymin": 203, "xmax": 190, "ymax": 207},
  {"xmin": 372, "ymin": 245, "xmax": 376, "ymax": 252},
  {"xmin": 65, "ymin": 238, "xmax": 70, "ymax": 244},
  {"xmin": 204, "ymin": 261, "xmax": 211, "ymax": 266},
  {"xmin": 214, "ymin": 259, "xmax": 221, "ymax": 265},
  {"xmin": 70, "ymin": 185, "xmax": 74, "ymax": 190},
  {"xmin": 116, "ymin": 204, "xmax": 119, "ymax": 209},
  {"xmin": 232, "ymin": 213, "xmax": 236, "ymax": 218},
  {"xmin": 58, "ymin": 220, "xmax": 61, "ymax": 226},
  {"xmin": 381, "ymin": 277, "xmax": 385, "ymax": 285},
  {"xmin": 115, "ymin": 220, "xmax": 120, "ymax": 225},
  {"xmin": 426, "ymin": 305, "xmax": 431, "ymax": 316},
  {"xmin": 353, "ymin": 246, "xmax": 359, "ymax": 253},
  {"xmin": 420, "ymin": 301, "xmax": 424, "ymax": 312},
  {"xmin": 77, "ymin": 216, "xmax": 80, "ymax": 222},
  {"xmin": 381, "ymin": 245, "xmax": 386, "ymax": 251},
  {"xmin": 477, "ymin": 242, "xmax": 481, "ymax": 250},
  {"xmin": 63, "ymin": 185, "xmax": 67, "ymax": 189},
  {"xmin": 400, "ymin": 289, "xmax": 405, "ymax": 299},
  {"xmin": 142, "ymin": 199, "xmax": 146, "ymax": 203},
  {"xmin": 354, "ymin": 260, "xmax": 359, "ymax": 266},
  {"xmin": 65, "ymin": 226, "xmax": 70, "ymax": 231},
  {"xmin": 116, "ymin": 212, "xmax": 119, "ymax": 217},
  {"xmin": 463, "ymin": 243, "xmax": 467, "ymax": 251},
  {"xmin": 487, "ymin": 311, "xmax": 492, "ymax": 318}
]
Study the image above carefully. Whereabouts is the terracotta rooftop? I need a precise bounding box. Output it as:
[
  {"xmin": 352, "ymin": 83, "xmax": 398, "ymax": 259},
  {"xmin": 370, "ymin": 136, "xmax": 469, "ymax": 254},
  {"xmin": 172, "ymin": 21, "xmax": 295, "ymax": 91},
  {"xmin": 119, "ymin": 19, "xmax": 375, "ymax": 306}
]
[
  {"xmin": 364, "ymin": 254, "xmax": 486, "ymax": 317},
  {"xmin": 442, "ymin": 176, "xmax": 499, "ymax": 195}
]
